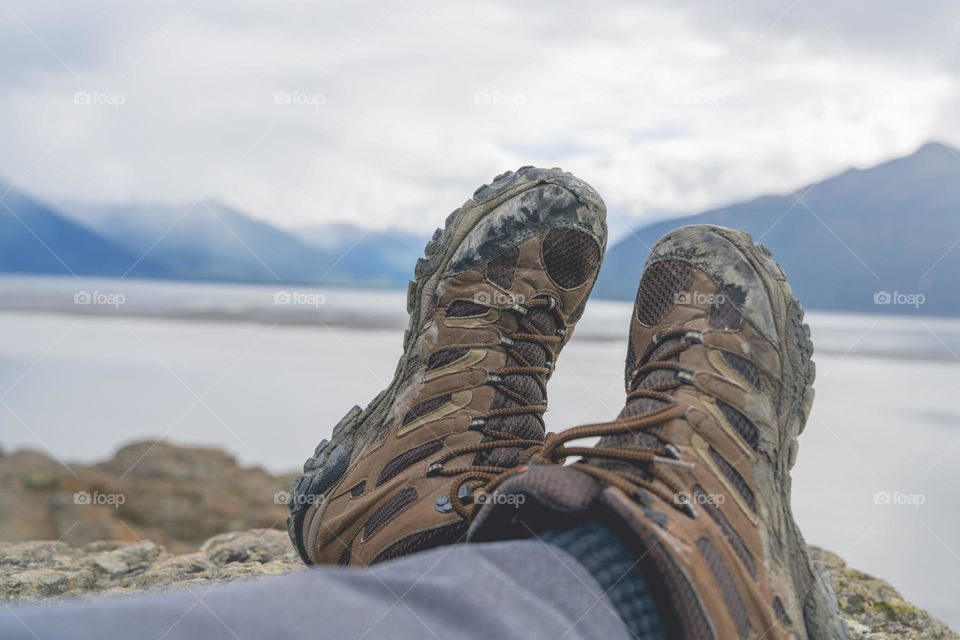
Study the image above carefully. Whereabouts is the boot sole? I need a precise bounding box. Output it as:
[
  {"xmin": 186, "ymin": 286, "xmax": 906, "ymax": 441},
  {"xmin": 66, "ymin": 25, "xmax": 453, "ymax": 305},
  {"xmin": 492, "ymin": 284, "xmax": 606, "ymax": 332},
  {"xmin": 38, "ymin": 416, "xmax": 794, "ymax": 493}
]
[
  {"xmin": 701, "ymin": 226, "xmax": 846, "ymax": 640},
  {"xmin": 287, "ymin": 167, "xmax": 606, "ymax": 564}
]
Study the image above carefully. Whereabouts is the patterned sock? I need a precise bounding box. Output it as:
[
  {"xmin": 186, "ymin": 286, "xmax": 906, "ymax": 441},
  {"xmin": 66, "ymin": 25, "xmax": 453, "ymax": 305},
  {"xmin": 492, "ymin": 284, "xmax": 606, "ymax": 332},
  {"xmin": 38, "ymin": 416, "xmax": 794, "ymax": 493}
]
[{"xmin": 540, "ymin": 522, "xmax": 667, "ymax": 640}]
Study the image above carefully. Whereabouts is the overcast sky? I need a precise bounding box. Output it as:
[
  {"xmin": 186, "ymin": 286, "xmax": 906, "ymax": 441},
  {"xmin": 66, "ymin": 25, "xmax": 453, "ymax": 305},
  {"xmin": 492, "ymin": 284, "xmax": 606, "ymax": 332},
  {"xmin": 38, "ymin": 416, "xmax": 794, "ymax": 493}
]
[{"xmin": 2, "ymin": 0, "xmax": 959, "ymax": 234}]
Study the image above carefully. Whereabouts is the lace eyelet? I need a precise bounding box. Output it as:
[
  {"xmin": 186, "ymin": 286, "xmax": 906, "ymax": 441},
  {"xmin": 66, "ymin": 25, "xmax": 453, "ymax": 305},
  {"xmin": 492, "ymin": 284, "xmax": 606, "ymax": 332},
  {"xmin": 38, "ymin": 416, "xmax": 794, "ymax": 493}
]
[{"xmin": 663, "ymin": 443, "xmax": 682, "ymax": 459}]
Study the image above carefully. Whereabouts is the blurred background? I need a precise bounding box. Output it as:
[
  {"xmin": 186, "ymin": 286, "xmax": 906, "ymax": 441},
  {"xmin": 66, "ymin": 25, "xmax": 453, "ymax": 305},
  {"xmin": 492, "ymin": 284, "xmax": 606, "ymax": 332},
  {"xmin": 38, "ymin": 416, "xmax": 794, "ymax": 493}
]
[{"xmin": 1, "ymin": 0, "xmax": 958, "ymax": 627}]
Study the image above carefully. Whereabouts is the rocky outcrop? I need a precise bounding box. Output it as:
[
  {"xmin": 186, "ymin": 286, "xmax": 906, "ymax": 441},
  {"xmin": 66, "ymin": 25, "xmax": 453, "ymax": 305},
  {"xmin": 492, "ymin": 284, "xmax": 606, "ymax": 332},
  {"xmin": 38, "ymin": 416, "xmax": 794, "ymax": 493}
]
[
  {"xmin": 1, "ymin": 444, "xmax": 955, "ymax": 638},
  {"xmin": 0, "ymin": 531, "xmax": 952, "ymax": 639},
  {"xmin": 0, "ymin": 442, "xmax": 294, "ymax": 552},
  {"xmin": 0, "ymin": 529, "xmax": 302, "ymax": 600},
  {"xmin": 809, "ymin": 547, "xmax": 957, "ymax": 640}
]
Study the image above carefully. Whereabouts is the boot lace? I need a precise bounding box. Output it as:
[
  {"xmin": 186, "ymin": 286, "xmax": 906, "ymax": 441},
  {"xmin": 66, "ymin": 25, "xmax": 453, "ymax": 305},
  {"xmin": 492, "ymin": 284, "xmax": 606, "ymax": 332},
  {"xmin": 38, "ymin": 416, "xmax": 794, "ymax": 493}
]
[
  {"xmin": 424, "ymin": 296, "xmax": 568, "ymax": 517},
  {"xmin": 444, "ymin": 327, "xmax": 703, "ymax": 518}
]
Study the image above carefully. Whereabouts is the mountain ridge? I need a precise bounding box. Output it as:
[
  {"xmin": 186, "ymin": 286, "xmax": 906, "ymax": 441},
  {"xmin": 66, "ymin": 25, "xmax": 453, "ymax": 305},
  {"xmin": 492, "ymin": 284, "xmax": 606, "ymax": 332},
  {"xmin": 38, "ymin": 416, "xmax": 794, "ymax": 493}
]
[
  {"xmin": 4, "ymin": 142, "xmax": 959, "ymax": 314},
  {"xmin": 594, "ymin": 142, "xmax": 960, "ymax": 315}
]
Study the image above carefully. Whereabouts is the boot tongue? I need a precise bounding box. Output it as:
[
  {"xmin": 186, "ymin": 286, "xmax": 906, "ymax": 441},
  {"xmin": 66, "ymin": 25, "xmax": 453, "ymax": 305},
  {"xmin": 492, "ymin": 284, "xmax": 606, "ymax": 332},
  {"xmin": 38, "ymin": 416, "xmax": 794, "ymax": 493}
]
[
  {"xmin": 524, "ymin": 305, "xmax": 560, "ymax": 341},
  {"xmin": 618, "ymin": 337, "xmax": 682, "ymax": 419},
  {"xmin": 476, "ymin": 297, "xmax": 558, "ymax": 467},
  {"xmin": 591, "ymin": 336, "xmax": 683, "ymax": 471}
]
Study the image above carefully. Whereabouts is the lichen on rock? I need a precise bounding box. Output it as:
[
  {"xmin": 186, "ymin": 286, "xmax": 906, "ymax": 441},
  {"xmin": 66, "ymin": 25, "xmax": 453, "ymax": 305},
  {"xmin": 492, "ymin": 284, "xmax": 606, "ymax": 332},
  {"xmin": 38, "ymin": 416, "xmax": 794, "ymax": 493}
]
[
  {"xmin": 809, "ymin": 547, "xmax": 957, "ymax": 640},
  {"xmin": 0, "ymin": 529, "xmax": 302, "ymax": 602}
]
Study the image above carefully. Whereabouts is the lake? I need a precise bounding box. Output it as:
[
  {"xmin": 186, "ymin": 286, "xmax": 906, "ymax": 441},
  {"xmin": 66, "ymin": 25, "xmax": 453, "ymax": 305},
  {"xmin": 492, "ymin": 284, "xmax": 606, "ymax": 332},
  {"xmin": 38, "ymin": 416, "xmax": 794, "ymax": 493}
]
[{"xmin": 0, "ymin": 276, "xmax": 958, "ymax": 627}]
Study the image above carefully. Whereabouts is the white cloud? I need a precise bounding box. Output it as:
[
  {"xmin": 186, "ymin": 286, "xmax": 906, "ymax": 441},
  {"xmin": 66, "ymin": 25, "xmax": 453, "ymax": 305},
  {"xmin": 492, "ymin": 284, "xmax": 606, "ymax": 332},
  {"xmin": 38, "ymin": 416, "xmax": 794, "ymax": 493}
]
[{"xmin": 1, "ymin": 0, "xmax": 957, "ymax": 234}]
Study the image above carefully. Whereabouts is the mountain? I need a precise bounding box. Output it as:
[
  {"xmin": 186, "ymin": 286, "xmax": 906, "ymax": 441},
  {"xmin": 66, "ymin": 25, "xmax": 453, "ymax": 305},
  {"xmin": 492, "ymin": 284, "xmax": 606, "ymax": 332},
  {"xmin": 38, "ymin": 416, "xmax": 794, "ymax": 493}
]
[
  {"xmin": 63, "ymin": 201, "xmax": 329, "ymax": 283},
  {"xmin": 59, "ymin": 202, "xmax": 426, "ymax": 287},
  {"xmin": 0, "ymin": 181, "xmax": 158, "ymax": 277},
  {"xmin": 294, "ymin": 223, "xmax": 427, "ymax": 287},
  {"xmin": 7, "ymin": 142, "xmax": 959, "ymax": 314},
  {"xmin": 595, "ymin": 142, "xmax": 960, "ymax": 316}
]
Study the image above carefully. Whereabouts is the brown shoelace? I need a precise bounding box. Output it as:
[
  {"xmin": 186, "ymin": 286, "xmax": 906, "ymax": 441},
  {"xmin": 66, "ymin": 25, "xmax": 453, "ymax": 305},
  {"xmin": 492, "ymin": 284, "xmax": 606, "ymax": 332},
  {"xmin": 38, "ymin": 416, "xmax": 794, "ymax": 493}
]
[
  {"xmin": 425, "ymin": 297, "xmax": 567, "ymax": 517},
  {"xmin": 443, "ymin": 326, "xmax": 703, "ymax": 518}
]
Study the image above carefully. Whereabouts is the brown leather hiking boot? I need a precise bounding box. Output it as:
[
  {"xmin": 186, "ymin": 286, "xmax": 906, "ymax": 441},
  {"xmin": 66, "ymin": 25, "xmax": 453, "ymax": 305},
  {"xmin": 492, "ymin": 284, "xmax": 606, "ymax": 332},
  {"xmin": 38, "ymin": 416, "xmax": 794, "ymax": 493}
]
[
  {"xmin": 467, "ymin": 225, "xmax": 847, "ymax": 639},
  {"xmin": 287, "ymin": 167, "xmax": 607, "ymax": 567}
]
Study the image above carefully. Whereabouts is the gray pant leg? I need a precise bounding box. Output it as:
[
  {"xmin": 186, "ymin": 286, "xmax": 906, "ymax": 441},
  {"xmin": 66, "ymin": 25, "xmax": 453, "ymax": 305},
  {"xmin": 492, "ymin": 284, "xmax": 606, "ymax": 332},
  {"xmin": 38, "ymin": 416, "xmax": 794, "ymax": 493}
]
[{"xmin": 0, "ymin": 540, "xmax": 631, "ymax": 640}]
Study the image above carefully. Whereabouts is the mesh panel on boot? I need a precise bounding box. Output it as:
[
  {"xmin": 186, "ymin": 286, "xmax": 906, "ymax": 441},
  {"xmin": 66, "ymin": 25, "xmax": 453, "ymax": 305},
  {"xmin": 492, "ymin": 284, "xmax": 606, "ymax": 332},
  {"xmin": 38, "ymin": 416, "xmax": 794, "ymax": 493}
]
[
  {"xmin": 480, "ymin": 365, "xmax": 545, "ymax": 467},
  {"xmin": 717, "ymin": 400, "xmax": 759, "ymax": 450},
  {"xmin": 403, "ymin": 395, "xmax": 450, "ymax": 425},
  {"xmin": 363, "ymin": 487, "xmax": 418, "ymax": 539},
  {"xmin": 596, "ymin": 339, "xmax": 681, "ymax": 469},
  {"xmin": 473, "ymin": 298, "xmax": 557, "ymax": 467},
  {"xmin": 499, "ymin": 372, "xmax": 543, "ymax": 404},
  {"xmin": 486, "ymin": 246, "xmax": 519, "ymax": 289},
  {"xmin": 446, "ymin": 300, "xmax": 489, "ymax": 317},
  {"xmin": 511, "ymin": 332, "xmax": 549, "ymax": 366},
  {"xmin": 426, "ymin": 347, "xmax": 469, "ymax": 371},
  {"xmin": 377, "ymin": 439, "xmax": 444, "ymax": 486},
  {"xmin": 617, "ymin": 338, "xmax": 683, "ymax": 423},
  {"xmin": 708, "ymin": 446, "xmax": 756, "ymax": 512},
  {"xmin": 524, "ymin": 307, "xmax": 559, "ymax": 341},
  {"xmin": 371, "ymin": 520, "xmax": 469, "ymax": 564},
  {"xmin": 693, "ymin": 485, "xmax": 757, "ymax": 580},
  {"xmin": 696, "ymin": 536, "xmax": 751, "ymax": 639},
  {"xmin": 709, "ymin": 297, "xmax": 743, "ymax": 330},
  {"xmin": 635, "ymin": 260, "xmax": 695, "ymax": 326},
  {"xmin": 721, "ymin": 351, "xmax": 760, "ymax": 389},
  {"xmin": 542, "ymin": 228, "xmax": 601, "ymax": 289},
  {"xmin": 349, "ymin": 480, "xmax": 366, "ymax": 497}
]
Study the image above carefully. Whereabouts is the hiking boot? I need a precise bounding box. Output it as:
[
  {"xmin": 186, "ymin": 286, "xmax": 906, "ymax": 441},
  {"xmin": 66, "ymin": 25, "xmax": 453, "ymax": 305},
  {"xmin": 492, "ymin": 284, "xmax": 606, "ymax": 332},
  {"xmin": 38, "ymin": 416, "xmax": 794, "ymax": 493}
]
[
  {"xmin": 468, "ymin": 225, "xmax": 847, "ymax": 639},
  {"xmin": 287, "ymin": 167, "xmax": 607, "ymax": 567}
]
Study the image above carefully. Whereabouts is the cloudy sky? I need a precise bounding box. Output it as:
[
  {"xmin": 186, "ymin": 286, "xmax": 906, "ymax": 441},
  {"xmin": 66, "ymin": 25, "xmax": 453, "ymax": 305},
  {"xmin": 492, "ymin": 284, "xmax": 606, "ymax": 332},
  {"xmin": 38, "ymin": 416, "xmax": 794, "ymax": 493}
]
[{"xmin": 2, "ymin": 0, "xmax": 959, "ymax": 236}]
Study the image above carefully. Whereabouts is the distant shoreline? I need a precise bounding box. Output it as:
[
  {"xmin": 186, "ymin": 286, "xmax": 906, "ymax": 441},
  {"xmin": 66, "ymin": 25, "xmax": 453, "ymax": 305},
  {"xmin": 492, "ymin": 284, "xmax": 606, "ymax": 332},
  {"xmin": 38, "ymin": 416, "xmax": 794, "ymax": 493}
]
[
  {"xmin": 2, "ymin": 275, "xmax": 960, "ymax": 361},
  {"xmin": 2, "ymin": 307, "xmax": 959, "ymax": 362}
]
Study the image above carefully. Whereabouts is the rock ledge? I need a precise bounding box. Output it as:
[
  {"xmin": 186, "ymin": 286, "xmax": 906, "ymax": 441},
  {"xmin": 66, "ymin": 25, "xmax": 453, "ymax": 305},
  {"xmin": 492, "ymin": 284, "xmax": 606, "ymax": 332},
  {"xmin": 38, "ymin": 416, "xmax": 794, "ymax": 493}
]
[{"xmin": 0, "ymin": 530, "xmax": 954, "ymax": 639}]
